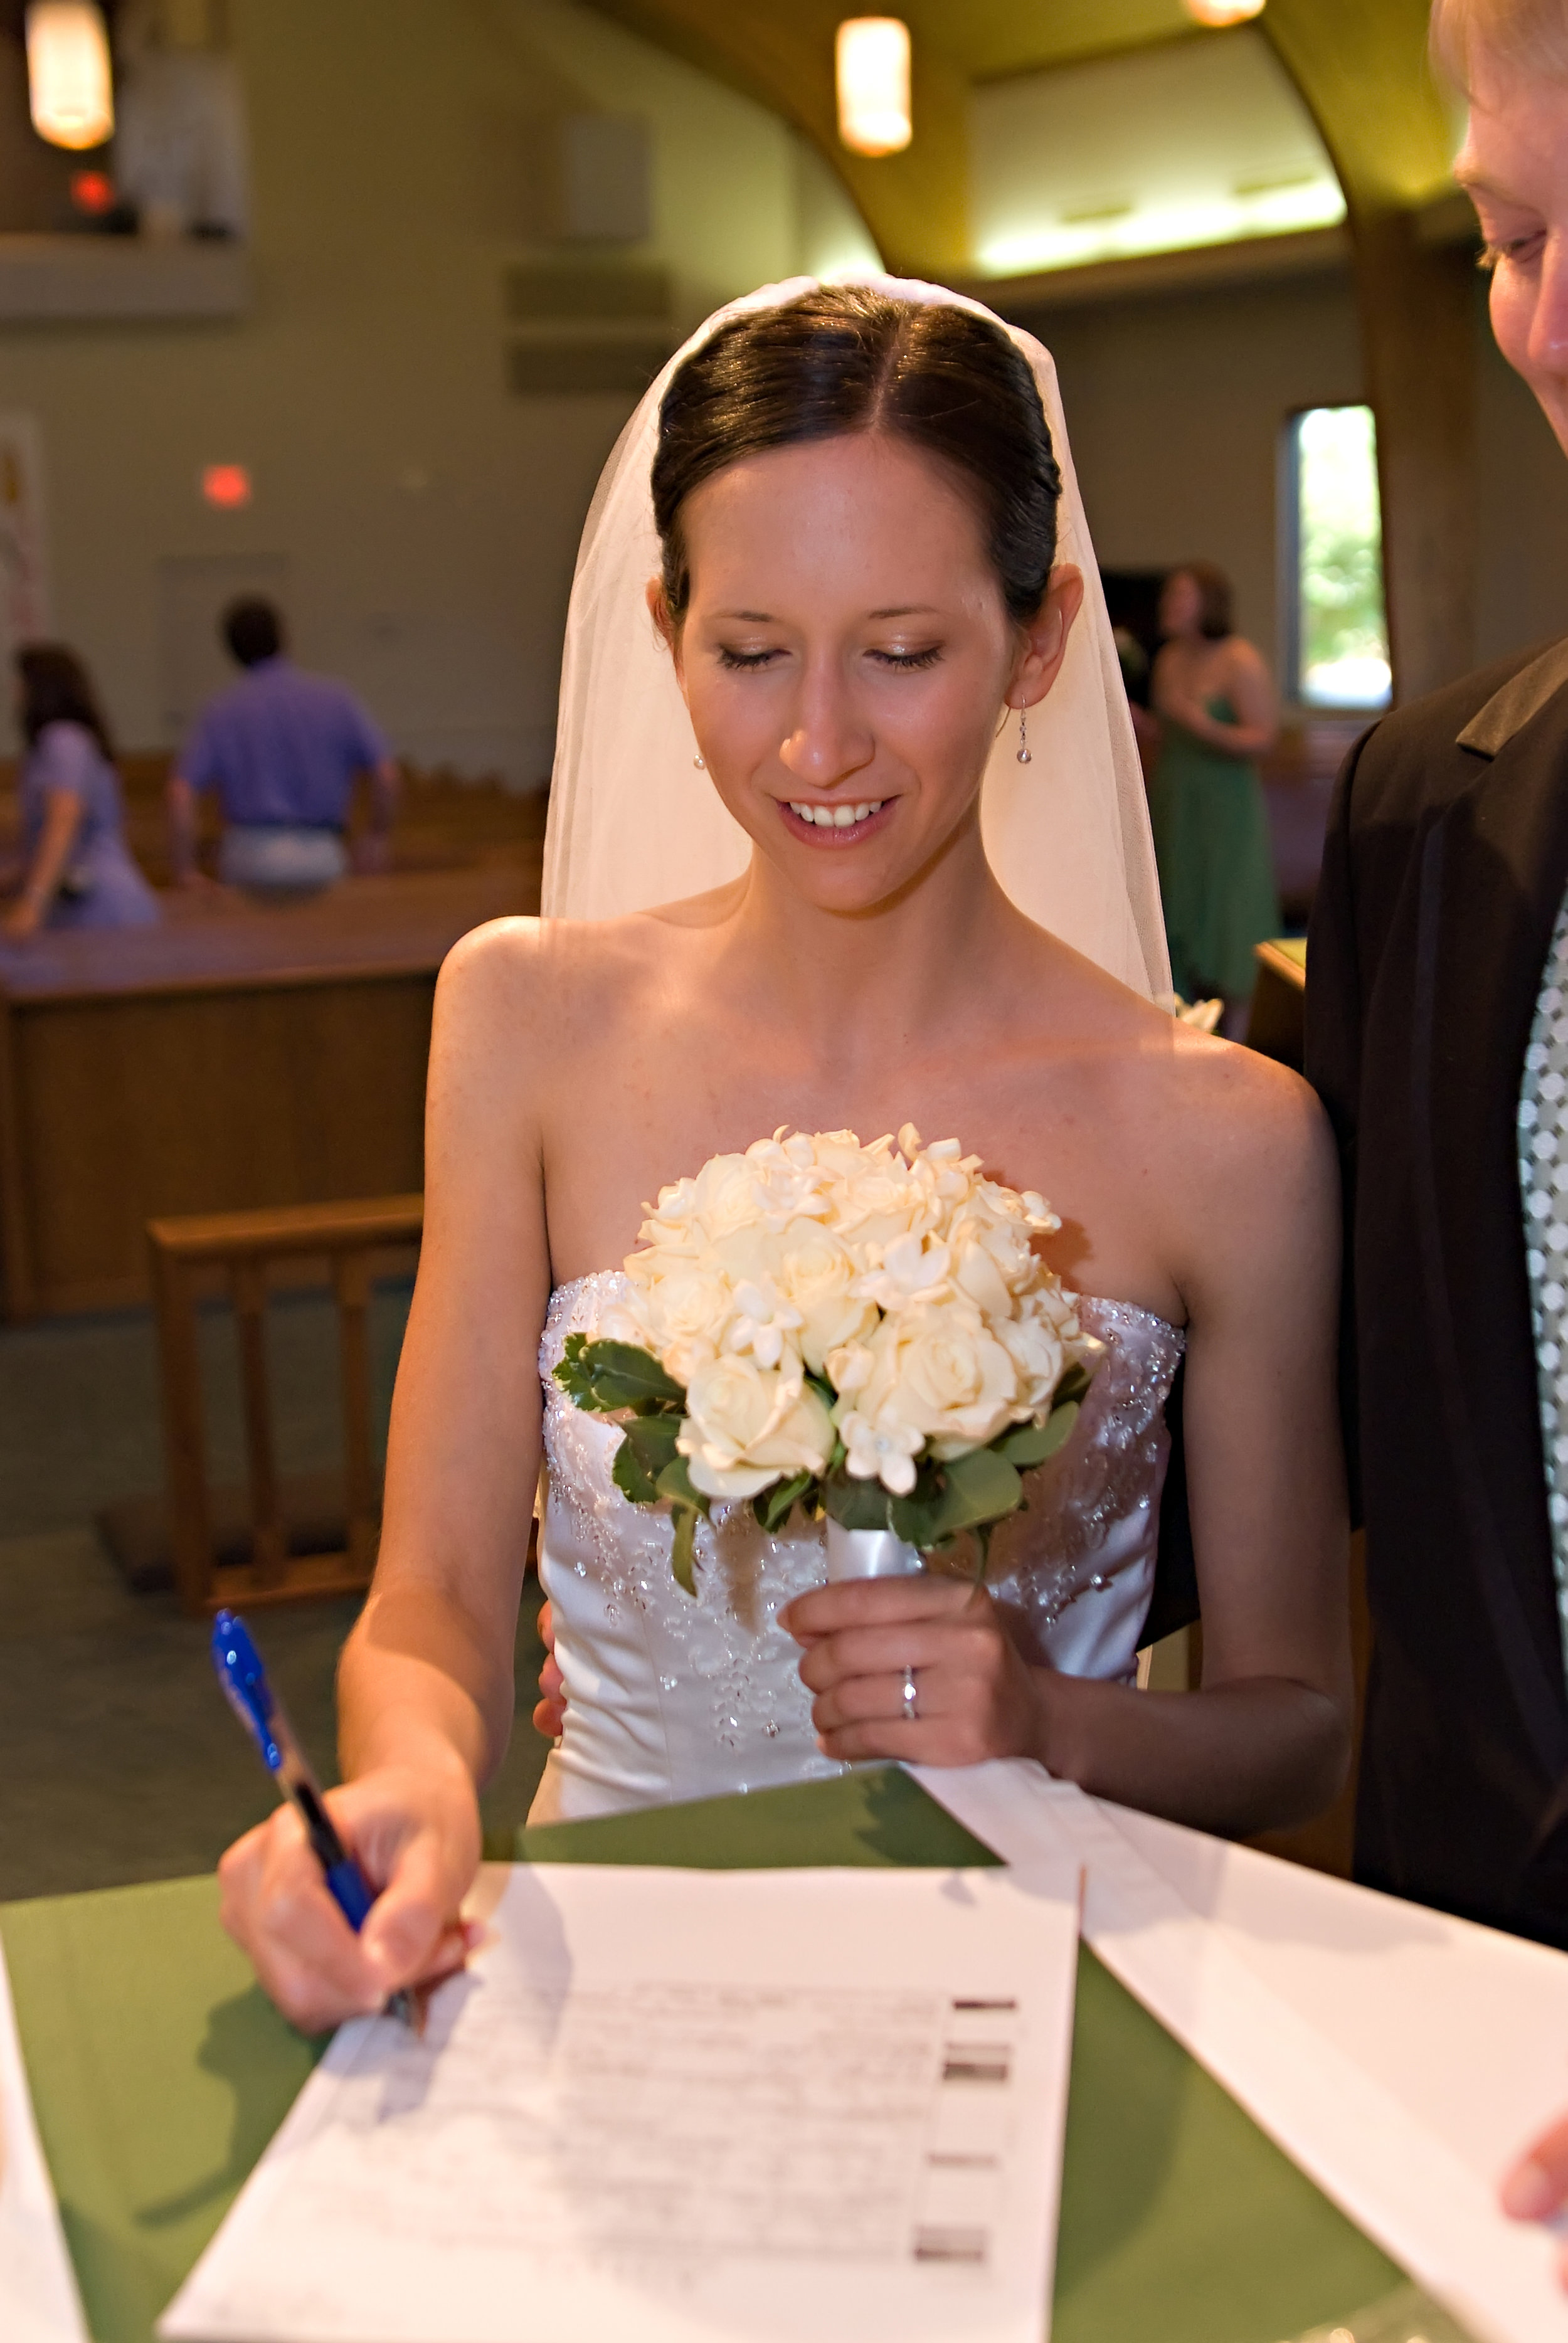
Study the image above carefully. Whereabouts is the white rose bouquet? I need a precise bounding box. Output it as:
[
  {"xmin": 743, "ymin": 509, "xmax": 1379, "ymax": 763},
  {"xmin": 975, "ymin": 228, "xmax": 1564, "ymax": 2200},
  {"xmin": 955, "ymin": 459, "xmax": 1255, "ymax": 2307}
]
[{"xmin": 554, "ymin": 1127, "xmax": 1101, "ymax": 1594}]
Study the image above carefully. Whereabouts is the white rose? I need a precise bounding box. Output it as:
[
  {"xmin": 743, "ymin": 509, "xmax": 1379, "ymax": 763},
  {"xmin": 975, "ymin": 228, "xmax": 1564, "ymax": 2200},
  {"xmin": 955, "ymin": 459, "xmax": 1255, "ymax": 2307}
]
[
  {"xmin": 620, "ymin": 1257, "xmax": 739, "ymax": 1384},
  {"xmin": 633, "ymin": 1174, "xmax": 707, "ymax": 1259},
  {"xmin": 994, "ymin": 1290, "xmax": 1069, "ymax": 1412},
  {"xmin": 767, "ymin": 1219, "xmax": 879, "ymax": 1375},
  {"xmin": 826, "ymin": 1158, "xmax": 938, "ymax": 1249},
  {"xmin": 678, "ymin": 1356, "xmax": 834, "ymax": 1500},
  {"xmin": 686, "ymin": 1151, "xmax": 771, "ymax": 1242},
  {"xmin": 949, "ymin": 1201, "xmax": 1039, "ymax": 1315},
  {"xmin": 842, "ymin": 1299, "xmax": 1027, "ymax": 1463}
]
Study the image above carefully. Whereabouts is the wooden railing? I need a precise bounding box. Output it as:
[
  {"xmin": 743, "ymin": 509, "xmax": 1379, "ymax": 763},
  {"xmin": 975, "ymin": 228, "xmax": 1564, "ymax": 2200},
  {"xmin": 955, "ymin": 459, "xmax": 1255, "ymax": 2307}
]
[{"xmin": 147, "ymin": 1194, "xmax": 423, "ymax": 1615}]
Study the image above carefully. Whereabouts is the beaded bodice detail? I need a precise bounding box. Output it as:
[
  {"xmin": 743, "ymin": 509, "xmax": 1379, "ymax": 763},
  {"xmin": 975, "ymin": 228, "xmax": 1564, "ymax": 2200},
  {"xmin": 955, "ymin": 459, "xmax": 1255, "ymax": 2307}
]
[{"xmin": 530, "ymin": 1271, "xmax": 1185, "ymax": 1824}]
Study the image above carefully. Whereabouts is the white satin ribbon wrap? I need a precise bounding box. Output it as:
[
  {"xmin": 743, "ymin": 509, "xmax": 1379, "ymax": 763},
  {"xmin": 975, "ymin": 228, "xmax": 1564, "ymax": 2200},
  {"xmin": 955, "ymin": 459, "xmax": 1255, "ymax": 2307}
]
[{"xmin": 823, "ymin": 1519, "xmax": 925, "ymax": 1581}]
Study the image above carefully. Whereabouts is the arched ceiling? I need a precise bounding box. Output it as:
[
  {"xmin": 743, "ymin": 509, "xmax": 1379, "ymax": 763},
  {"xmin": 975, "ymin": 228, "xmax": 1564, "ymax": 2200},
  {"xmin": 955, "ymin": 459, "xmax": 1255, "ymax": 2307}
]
[{"xmin": 585, "ymin": 0, "xmax": 1458, "ymax": 279}]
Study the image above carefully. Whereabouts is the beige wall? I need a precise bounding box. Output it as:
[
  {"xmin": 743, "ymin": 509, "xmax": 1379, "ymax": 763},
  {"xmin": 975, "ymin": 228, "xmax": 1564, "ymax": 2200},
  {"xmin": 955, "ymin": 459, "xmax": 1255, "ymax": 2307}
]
[
  {"xmin": 0, "ymin": 0, "xmax": 875, "ymax": 778},
  {"xmin": 1012, "ymin": 264, "xmax": 1568, "ymax": 699},
  {"xmin": 1012, "ymin": 268, "xmax": 1365, "ymax": 692}
]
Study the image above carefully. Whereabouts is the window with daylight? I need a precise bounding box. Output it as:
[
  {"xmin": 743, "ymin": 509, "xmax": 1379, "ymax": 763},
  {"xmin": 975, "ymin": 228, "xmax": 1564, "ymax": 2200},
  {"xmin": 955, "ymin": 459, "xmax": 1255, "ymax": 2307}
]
[{"xmin": 1286, "ymin": 405, "xmax": 1391, "ymax": 710}]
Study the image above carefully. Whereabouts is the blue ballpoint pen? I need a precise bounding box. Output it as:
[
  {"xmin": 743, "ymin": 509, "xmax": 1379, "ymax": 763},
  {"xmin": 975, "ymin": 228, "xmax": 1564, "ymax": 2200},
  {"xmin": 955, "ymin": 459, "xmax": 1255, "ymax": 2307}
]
[{"xmin": 211, "ymin": 1608, "xmax": 418, "ymax": 2029}]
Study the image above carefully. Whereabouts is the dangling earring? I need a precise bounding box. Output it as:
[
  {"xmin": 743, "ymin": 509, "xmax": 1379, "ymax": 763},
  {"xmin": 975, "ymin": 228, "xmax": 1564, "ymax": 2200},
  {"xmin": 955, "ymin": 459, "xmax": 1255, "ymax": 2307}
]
[
  {"xmin": 1016, "ymin": 704, "xmax": 1032, "ymax": 766},
  {"xmin": 692, "ymin": 752, "xmax": 705, "ymax": 770}
]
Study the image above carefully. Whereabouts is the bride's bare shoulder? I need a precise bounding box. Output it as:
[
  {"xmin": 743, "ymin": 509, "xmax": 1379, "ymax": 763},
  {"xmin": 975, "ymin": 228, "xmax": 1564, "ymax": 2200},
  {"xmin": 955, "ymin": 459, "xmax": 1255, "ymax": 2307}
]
[
  {"xmin": 1047, "ymin": 950, "xmax": 1328, "ymax": 1193},
  {"xmin": 435, "ymin": 903, "xmax": 696, "ymax": 1032}
]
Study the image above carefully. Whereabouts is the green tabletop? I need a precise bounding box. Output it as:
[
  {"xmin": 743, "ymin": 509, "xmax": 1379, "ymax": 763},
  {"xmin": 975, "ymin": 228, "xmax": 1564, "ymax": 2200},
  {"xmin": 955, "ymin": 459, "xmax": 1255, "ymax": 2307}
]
[{"xmin": 2, "ymin": 1767, "xmax": 1404, "ymax": 2343}]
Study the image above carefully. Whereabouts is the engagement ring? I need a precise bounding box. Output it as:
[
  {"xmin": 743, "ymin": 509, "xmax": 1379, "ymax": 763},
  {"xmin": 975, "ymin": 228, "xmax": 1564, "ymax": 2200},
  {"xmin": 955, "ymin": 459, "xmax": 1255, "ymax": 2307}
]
[{"xmin": 901, "ymin": 1664, "xmax": 919, "ymax": 1722}]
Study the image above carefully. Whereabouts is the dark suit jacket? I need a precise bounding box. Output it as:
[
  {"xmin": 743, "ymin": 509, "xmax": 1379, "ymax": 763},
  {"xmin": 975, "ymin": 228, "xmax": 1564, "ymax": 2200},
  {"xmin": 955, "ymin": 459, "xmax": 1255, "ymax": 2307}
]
[{"xmin": 1308, "ymin": 635, "xmax": 1568, "ymax": 1946}]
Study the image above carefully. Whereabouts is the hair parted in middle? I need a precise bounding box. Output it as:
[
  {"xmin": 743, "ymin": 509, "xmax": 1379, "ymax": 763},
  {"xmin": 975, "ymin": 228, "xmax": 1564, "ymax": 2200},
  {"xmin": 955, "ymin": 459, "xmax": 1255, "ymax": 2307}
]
[{"xmin": 650, "ymin": 285, "xmax": 1065, "ymax": 627}]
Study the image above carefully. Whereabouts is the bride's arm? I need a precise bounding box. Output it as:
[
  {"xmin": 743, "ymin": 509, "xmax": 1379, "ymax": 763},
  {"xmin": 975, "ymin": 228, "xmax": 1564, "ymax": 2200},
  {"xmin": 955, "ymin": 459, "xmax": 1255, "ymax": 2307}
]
[
  {"xmin": 217, "ymin": 921, "xmax": 552, "ymax": 2028},
  {"xmin": 789, "ymin": 1052, "xmax": 1353, "ymax": 1839}
]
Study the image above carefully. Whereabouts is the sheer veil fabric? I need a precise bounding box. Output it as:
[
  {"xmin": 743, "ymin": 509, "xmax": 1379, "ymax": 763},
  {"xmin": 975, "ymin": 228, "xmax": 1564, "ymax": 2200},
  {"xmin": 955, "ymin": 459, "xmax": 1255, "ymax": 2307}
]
[{"xmin": 542, "ymin": 273, "xmax": 1171, "ymax": 1002}]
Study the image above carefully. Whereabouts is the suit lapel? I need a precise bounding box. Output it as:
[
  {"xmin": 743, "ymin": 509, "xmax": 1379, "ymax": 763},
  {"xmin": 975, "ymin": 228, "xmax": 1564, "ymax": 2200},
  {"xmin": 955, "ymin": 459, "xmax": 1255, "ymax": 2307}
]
[{"xmin": 1411, "ymin": 669, "xmax": 1568, "ymax": 1777}]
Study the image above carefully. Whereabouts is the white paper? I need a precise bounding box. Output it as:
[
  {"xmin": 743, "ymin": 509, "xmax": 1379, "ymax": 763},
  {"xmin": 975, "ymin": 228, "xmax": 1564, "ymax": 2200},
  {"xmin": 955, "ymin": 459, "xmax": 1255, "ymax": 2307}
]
[
  {"xmin": 0, "ymin": 1934, "xmax": 88, "ymax": 2343},
  {"xmin": 913, "ymin": 1760, "xmax": 1568, "ymax": 2343},
  {"xmin": 161, "ymin": 1859, "xmax": 1081, "ymax": 2343}
]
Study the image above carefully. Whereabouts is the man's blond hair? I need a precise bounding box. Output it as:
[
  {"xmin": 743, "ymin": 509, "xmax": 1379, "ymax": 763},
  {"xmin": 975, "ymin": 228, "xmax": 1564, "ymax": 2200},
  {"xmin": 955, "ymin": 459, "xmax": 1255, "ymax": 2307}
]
[{"xmin": 1431, "ymin": 0, "xmax": 1568, "ymax": 91}]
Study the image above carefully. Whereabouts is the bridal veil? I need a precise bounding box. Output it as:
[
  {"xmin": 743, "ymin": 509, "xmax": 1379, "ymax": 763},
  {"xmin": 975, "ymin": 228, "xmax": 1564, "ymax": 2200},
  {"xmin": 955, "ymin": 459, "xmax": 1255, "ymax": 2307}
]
[{"xmin": 541, "ymin": 273, "xmax": 1170, "ymax": 1002}]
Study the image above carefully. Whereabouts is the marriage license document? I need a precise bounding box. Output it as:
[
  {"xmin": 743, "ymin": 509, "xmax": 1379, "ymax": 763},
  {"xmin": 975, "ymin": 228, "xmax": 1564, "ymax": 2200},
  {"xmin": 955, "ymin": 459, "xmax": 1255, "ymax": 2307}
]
[{"xmin": 161, "ymin": 1860, "xmax": 1080, "ymax": 2343}]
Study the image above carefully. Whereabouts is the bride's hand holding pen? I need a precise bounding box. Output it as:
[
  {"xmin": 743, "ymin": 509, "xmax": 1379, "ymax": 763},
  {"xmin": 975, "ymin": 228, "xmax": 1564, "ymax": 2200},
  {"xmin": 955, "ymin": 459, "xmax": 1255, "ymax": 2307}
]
[{"xmin": 217, "ymin": 1754, "xmax": 482, "ymax": 2035}]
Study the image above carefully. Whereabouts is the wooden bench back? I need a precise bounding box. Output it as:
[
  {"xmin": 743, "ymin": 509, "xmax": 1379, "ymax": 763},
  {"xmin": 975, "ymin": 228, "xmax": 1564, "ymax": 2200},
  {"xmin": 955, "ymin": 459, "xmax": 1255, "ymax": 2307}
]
[{"xmin": 146, "ymin": 1195, "xmax": 422, "ymax": 1615}]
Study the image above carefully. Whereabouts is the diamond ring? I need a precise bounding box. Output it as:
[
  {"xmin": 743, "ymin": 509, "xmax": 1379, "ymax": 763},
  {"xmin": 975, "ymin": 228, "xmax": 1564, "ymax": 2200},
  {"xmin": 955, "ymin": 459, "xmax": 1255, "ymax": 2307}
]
[{"xmin": 901, "ymin": 1664, "xmax": 919, "ymax": 1722}]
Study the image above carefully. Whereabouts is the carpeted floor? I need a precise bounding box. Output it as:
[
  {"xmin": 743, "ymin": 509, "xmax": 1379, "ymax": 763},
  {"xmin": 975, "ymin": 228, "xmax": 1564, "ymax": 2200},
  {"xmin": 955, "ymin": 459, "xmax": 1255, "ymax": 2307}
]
[{"xmin": 0, "ymin": 1283, "xmax": 550, "ymax": 1905}]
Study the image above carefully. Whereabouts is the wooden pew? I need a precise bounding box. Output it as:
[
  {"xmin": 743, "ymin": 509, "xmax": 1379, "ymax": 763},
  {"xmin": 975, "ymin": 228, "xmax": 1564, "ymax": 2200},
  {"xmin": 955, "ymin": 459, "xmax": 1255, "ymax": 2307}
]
[
  {"xmin": 1247, "ymin": 936, "xmax": 1307, "ymax": 1071},
  {"xmin": 0, "ymin": 864, "xmax": 535, "ymax": 1318},
  {"xmin": 0, "ymin": 752, "xmax": 548, "ymax": 889}
]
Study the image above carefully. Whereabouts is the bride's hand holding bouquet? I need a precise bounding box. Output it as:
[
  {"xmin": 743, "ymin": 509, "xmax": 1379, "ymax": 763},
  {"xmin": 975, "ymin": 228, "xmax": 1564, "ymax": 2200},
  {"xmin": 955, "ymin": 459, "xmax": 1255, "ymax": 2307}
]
[{"xmin": 557, "ymin": 1124, "xmax": 1101, "ymax": 1765}]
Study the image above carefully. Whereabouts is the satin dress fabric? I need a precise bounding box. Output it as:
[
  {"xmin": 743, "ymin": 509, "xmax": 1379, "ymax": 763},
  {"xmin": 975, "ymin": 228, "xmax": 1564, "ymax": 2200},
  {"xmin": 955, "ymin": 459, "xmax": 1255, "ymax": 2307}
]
[{"xmin": 529, "ymin": 1272, "xmax": 1185, "ymax": 1824}]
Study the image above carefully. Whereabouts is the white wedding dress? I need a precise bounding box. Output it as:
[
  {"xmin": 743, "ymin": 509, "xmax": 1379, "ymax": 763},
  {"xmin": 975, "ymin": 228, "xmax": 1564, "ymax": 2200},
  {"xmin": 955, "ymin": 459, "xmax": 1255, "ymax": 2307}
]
[
  {"xmin": 528, "ymin": 1271, "xmax": 1185, "ymax": 1824},
  {"xmin": 532, "ymin": 275, "xmax": 1182, "ymax": 1826}
]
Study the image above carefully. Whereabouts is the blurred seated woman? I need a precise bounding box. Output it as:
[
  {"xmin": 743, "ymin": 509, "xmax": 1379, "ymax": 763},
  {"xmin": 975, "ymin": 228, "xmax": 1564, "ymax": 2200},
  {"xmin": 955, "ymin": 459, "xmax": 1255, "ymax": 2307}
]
[
  {"xmin": 1149, "ymin": 563, "xmax": 1279, "ymax": 1037},
  {"xmin": 1, "ymin": 646, "xmax": 159, "ymax": 939}
]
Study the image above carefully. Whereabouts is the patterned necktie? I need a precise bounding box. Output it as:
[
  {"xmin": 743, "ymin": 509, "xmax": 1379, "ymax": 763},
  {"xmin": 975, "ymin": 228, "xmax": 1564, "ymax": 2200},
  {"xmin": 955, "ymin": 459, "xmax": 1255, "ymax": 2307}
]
[{"xmin": 1518, "ymin": 892, "xmax": 1568, "ymax": 1690}]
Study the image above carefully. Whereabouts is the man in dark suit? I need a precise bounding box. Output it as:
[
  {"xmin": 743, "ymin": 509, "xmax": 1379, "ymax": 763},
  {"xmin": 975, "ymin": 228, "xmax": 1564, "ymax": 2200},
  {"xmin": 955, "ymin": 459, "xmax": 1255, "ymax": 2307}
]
[{"xmin": 1308, "ymin": 0, "xmax": 1568, "ymax": 2250}]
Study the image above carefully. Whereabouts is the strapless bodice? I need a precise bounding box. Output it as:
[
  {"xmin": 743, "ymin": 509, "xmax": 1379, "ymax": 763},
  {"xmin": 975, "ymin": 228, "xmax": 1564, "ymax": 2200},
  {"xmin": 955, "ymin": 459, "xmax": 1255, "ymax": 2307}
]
[{"xmin": 529, "ymin": 1271, "xmax": 1185, "ymax": 1824}]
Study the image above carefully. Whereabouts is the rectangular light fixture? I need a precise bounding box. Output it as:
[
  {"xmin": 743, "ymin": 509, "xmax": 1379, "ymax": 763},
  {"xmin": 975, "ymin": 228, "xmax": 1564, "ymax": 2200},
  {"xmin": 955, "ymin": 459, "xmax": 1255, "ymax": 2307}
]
[
  {"xmin": 836, "ymin": 18, "xmax": 911, "ymax": 158},
  {"xmin": 1184, "ymin": 0, "xmax": 1266, "ymax": 23},
  {"xmin": 25, "ymin": 1, "xmax": 114, "ymax": 152}
]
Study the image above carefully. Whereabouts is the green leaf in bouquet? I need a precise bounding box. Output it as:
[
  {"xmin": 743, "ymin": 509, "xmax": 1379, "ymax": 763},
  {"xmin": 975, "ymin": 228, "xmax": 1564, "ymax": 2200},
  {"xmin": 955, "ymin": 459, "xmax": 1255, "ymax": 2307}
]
[
  {"xmin": 822, "ymin": 1473, "xmax": 894, "ymax": 1533},
  {"xmin": 655, "ymin": 1452, "xmax": 707, "ymax": 1512},
  {"xmin": 652, "ymin": 1454, "xmax": 709, "ymax": 1598},
  {"xmin": 892, "ymin": 1446, "xmax": 1024, "ymax": 1549},
  {"xmin": 669, "ymin": 1504, "xmax": 699, "ymax": 1597},
  {"xmin": 551, "ymin": 1333, "xmax": 599, "ymax": 1406},
  {"xmin": 553, "ymin": 1338, "xmax": 686, "ymax": 1416},
  {"xmin": 997, "ymin": 1399, "xmax": 1081, "ymax": 1469},
  {"xmin": 754, "ymin": 1471, "xmax": 815, "ymax": 1535},
  {"xmin": 612, "ymin": 1412, "xmax": 682, "ymax": 1505},
  {"xmin": 1055, "ymin": 1362, "xmax": 1093, "ymax": 1407}
]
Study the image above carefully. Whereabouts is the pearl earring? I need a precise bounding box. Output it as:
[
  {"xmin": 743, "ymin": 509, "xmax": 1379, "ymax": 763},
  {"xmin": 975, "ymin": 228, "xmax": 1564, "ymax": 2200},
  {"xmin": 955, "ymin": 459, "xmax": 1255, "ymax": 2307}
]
[
  {"xmin": 1016, "ymin": 705, "xmax": 1032, "ymax": 766},
  {"xmin": 692, "ymin": 752, "xmax": 705, "ymax": 770}
]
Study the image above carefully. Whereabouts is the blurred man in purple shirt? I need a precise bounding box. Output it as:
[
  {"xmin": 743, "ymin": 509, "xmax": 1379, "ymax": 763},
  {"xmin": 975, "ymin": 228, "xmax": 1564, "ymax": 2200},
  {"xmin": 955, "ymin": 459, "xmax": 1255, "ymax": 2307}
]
[{"xmin": 167, "ymin": 597, "xmax": 399, "ymax": 890}]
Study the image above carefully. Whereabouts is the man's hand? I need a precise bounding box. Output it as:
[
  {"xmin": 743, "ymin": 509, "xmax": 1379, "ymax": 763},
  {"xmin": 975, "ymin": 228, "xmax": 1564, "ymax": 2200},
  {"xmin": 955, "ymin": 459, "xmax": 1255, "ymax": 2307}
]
[
  {"xmin": 1502, "ymin": 2115, "xmax": 1568, "ymax": 2284},
  {"xmin": 532, "ymin": 1598, "xmax": 566, "ymax": 1739}
]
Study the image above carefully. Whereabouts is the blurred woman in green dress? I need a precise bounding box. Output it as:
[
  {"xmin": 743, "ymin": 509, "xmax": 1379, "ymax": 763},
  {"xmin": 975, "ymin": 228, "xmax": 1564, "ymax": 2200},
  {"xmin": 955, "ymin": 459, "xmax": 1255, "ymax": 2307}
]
[{"xmin": 1150, "ymin": 562, "xmax": 1279, "ymax": 1037}]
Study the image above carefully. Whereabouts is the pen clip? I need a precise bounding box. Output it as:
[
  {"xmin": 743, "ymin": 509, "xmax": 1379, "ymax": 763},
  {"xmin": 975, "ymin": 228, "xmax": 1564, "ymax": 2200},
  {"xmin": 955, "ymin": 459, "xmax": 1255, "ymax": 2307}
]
[{"xmin": 211, "ymin": 1608, "xmax": 284, "ymax": 1774}]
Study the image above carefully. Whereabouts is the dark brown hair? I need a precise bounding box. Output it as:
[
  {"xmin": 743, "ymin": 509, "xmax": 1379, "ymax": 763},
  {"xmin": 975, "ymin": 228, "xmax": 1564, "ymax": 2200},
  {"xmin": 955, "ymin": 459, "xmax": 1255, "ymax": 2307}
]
[
  {"xmin": 223, "ymin": 596, "xmax": 284, "ymax": 667},
  {"xmin": 1172, "ymin": 561, "xmax": 1234, "ymax": 642},
  {"xmin": 14, "ymin": 643, "xmax": 114, "ymax": 759},
  {"xmin": 651, "ymin": 286, "xmax": 1064, "ymax": 625}
]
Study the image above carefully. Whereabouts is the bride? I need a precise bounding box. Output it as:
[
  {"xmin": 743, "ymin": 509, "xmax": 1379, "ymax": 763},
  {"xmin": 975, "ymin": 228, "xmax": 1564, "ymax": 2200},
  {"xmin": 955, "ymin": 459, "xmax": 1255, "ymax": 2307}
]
[{"xmin": 220, "ymin": 277, "xmax": 1350, "ymax": 2030}]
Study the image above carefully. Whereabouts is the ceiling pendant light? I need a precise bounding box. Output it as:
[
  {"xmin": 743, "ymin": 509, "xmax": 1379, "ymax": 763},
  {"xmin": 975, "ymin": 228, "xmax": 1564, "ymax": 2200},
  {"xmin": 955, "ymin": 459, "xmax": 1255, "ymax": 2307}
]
[
  {"xmin": 1183, "ymin": 0, "xmax": 1266, "ymax": 22},
  {"xmin": 835, "ymin": 18, "xmax": 912, "ymax": 157},
  {"xmin": 25, "ymin": 1, "xmax": 114, "ymax": 151}
]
